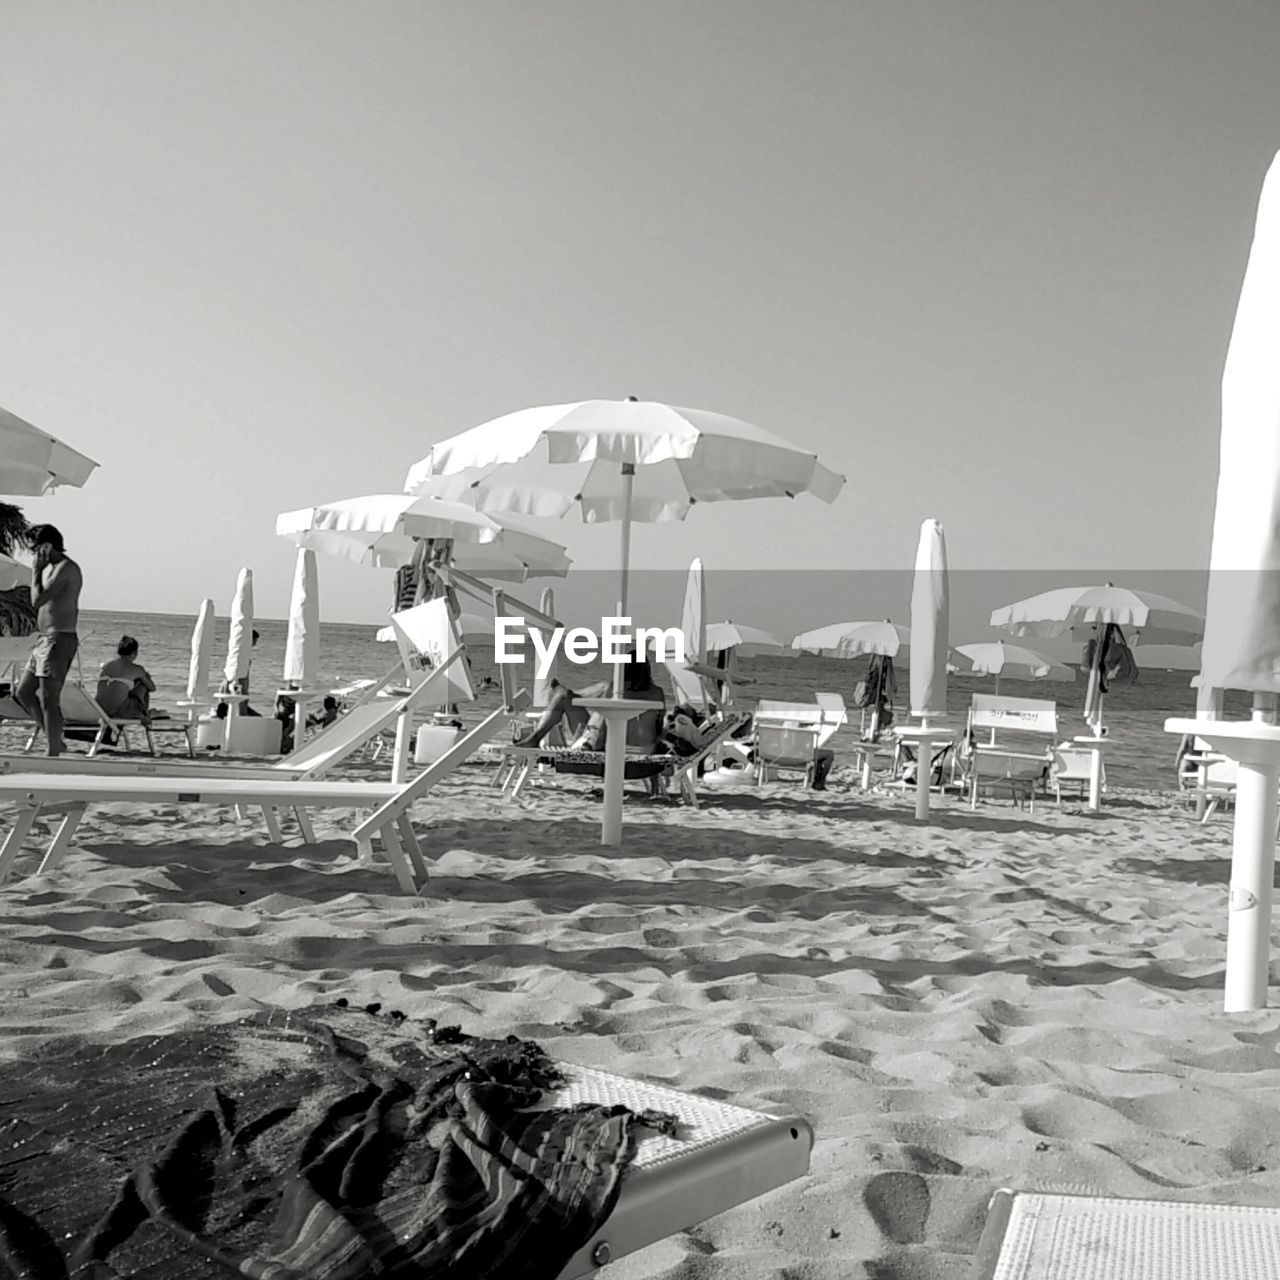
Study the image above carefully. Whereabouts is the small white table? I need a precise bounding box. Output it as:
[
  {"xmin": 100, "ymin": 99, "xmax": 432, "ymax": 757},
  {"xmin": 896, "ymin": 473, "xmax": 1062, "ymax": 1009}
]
[
  {"xmin": 894, "ymin": 723, "xmax": 952, "ymax": 820},
  {"xmin": 575, "ymin": 698, "xmax": 665, "ymax": 846}
]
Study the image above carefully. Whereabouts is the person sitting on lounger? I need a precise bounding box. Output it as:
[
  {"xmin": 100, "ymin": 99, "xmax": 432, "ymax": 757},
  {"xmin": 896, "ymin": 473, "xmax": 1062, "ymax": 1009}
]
[
  {"xmin": 513, "ymin": 676, "xmax": 611, "ymax": 748},
  {"xmin": 306, "ymin": 695, "xmax": 340, "ymax": 730},
  {"xmin": 96, "ymin": 635, "xmax": 156, "ymax": 720},
  {"xmin": 569, "ymin": 653, "xmax": 666, "ymax": 752}
]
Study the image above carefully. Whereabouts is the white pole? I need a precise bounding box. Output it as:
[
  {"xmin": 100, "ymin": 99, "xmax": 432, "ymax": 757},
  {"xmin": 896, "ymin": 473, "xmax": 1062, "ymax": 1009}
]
[
  {"xmin": 914, "ymin": 719, "xmax": 931, "ymax": 820},
  {"xmin": 601, "ymin": 460, "xmax": 636, "ymax": 846}
]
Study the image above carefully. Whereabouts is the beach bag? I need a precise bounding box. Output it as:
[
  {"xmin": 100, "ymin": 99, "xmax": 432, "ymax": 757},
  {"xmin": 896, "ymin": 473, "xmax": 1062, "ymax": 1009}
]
[{"xmin": 853, "ymin": 679, "xmax": 873, "ymax": 709}]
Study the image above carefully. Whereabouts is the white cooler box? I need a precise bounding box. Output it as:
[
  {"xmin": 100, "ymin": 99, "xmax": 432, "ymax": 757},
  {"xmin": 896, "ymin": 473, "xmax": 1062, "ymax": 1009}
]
[{"xmin": 415, "ymin": 723, "xmax": 463, "ymax": 765}]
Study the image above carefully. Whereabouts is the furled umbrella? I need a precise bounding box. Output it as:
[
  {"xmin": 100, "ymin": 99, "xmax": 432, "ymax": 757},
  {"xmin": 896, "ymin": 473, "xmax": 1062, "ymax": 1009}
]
[
  {"xmin": 176, "ymin": 598, "xmax": 216, "ymax": 723},
  {"xmin": 223, "ymin": 567, "xmax": 254, "ymax": 720},
  {"xmin": 897, "ymin": 520, "xmax": 951, "ymax": 820},
  {"xmin": 0, "ymin": 405, "xmax": 98, "ymax": 495},
  {"xmin": 1165, "ymin": 149, "xmax": 1280, "ymax": 1011},
  {"xmin": 280, "ymin": 548, "xmax": 324, "ymax": 745},
  {"xmin": 406, "ymin": 397, "xmax": 844, "ymax": 847}
]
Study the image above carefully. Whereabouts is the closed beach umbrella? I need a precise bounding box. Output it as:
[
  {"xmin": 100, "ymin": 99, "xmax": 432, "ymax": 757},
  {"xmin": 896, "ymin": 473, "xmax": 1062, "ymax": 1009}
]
[
  {"xmin": 901, "ymin": 520, "xmax": 950, "ymax": 820},
  {"xmin": 276, "ymin": 494, "xmax": 571, "ymax": 579},
  {"xmin": 704, "ymin": 621, "xmax": 784, "ymax": 655},
  {"xmin": 405, "ymin": 396, "xmax": 844, "ymax": 847},
  {"xmin": 1165, "ymin": 150, "xmax": 1280, "ymax": 1011},
  {"xmin": 791, "ymin": 620, "xmax": 909, "ymax": 658},
  {"xmin": 186, "ymin": 598, "xmax": 215, "ymax": 702},
  {"xmin": 909, "ymin": 520, "xmax": 949, "ymax": 720},
  {"xmin": 224, "ymin": 568, "xmax": 254, "ymax": 687},
  {"xmin": 682, "ymin": 557, "xmax": 706, "ymax": 668},
  {"xmin": 0, "ymin": 405, "xmax": 98, "ymax": 495},
  {"xmin": 282, "ymin": 549, "xmax": 320, "ymax": 688}
]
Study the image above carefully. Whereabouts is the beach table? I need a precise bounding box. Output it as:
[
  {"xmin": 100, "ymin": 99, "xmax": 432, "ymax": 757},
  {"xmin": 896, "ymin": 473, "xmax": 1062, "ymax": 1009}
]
[{"xmin": 574, "ymin": 697, "xmax": 664, "ymax": 846}]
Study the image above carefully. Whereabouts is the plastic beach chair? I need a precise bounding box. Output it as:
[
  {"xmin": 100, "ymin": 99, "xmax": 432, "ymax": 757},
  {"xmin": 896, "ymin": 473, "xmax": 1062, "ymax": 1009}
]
[
  {"xmin": 547, "ymin": 1062, "xmax": 813, "ymax": 1277},
  {"xmin": 971, "ymin": 1188, "xmax": 1280, "ymax": 1279},
  {"xmin": 0, "ymin": 685, "xmax": 531, "ymax": 893},
  {"xmin": 961, "ymin": 694, "xmax": 1059, "ymax": 813},
  {"xmin": 0, "ymin": 663, "xmax": 457, "ymax": 782}
]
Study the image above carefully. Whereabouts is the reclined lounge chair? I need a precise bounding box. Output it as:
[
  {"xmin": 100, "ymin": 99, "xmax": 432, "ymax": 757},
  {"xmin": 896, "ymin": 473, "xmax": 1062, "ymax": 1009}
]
[{"xmin": 0, "ymin": 682, "xmax": 197, "ymax": 757}]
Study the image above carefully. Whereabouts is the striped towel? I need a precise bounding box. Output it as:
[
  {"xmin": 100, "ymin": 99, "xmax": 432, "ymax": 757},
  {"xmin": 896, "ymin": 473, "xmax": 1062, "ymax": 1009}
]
[{"xmin": 0, "ymin": 1004, "xmax": 675, "ymax": 1278}]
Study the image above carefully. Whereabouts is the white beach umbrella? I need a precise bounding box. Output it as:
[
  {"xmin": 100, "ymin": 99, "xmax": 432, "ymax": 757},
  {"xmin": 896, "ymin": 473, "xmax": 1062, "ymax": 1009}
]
[
  {"xmin": 223, "ymin": 568, "xmax": 254, "ymax": 687},
  {"xmin": 282, "ymin": 548, "xmax": 321, "ymax": 704},
  {"xmin": 900, "ymin": 520, "xmax": 950, "ymax": 821},
  {"xmin": 909, "ymin": 521, "xmax": 949, "ymax": 720},
  {"xmin": 1165, "ymin": 150, "xmax": 1280, "ymax": 1012},
  {"xmin": 704, "ymin": 621, "xmax": 784, "ymax": 655},
  {"xmin": 791, "ymin": 620, "xmax": 909, "ymax": 658},
  {"xmin": 990, "ymin": 585, "xmax": 1204, "ymax": 645},
  {"xmin": 0, "ymin": 405, "xmax": 98, "ymax": 495},
  {"xmin": 405, "ymin": 397, "xmax": 843, "ymax": 848},
  {"xmin": 275, "ymin": 494, "xmax": 571, "ymax": 579},
  {"xmin": 185, "ymin": 598, "xmax": 215, "ymax": 702},
  {"xmin": 955, "ymin": 641, "xmax": 1075, "ymax": 693}
]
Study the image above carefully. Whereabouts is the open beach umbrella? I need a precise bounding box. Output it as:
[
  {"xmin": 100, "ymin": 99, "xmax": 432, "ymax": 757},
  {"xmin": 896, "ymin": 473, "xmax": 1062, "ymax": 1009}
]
[
  {"xmin": 704, "ymin": 621, "xmax": 784, "ymax": 656},
  {"xmin": 790, "ymin": 620, "xmax": 909, "ymax": 658},
  {"xmin": 0, "ymin": 405, "xmax": 98, "ymax": 495},
  {"xmin": 405, "ymin": 397, "xmax": 843, "ymax": 848},
  {"xmin": 223, "ymin": 568, "xmax": 254, "ymax": 690},
  {"xmin": 955, "ymin": 641, "xmax": 1075, "ymax": 694},
  {"xmin": 1165, "ymin": 149, "xmax": 1280, "ymax": 1012},
  {"xmin": 991, "ymin": 583, "xmax": 1203, "ymax": 727},
  {"xmin": 901, "ymin": 520, "xmax": 950, "ymax": 820},
  {"xmin": 185, "ymin": 598, "xmax": 215, "ymax": 703},
  {"xmin": 276, "ymin": 494, "xmax": 571, "ymax": 580}
]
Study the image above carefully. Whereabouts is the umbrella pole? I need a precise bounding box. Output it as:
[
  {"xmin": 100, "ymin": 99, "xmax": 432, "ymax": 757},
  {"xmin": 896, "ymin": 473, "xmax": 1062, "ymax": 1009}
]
[{"xmin": 602, "ymin": 462, "xmax": 636, "ymax": 847}]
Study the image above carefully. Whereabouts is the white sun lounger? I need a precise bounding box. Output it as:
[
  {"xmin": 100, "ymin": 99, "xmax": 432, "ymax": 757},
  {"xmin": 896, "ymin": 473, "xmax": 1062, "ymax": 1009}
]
[
  {"xmin": 547, "ymin": 1063, "xmax": 813, "ymax": 1278},
  {"xmin": 0, "ymin": 690, "xmax": 529, "ymax": 893},
  {"xmin": 971, "ymin": 1188, "xmax": 1280, "ymax": 1279},
  {"xmin": 0, "ymin": 657, "xmax": 463, "ymax": 783},
  {"xmin": 0, "ymin": 682, "xmax": 197, "ymax": 757}
]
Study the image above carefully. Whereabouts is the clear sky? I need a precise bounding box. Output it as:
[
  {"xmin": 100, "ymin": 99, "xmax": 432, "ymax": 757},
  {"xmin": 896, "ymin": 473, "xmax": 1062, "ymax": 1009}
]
[{"xmin": 2, "ymin": 1, "xmax": 1276, "ymax": 634}]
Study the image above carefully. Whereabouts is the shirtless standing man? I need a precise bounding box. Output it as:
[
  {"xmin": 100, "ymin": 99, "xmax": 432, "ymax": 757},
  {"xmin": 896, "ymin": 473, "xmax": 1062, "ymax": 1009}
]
[{"xmin": 16, "ymin": 524, "xmax": 83, "ymax": 756}]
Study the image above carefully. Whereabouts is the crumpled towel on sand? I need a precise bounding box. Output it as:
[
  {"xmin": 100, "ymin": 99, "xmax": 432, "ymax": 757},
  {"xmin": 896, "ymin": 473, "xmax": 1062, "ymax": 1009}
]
[{"xmin": 0, "ymin": 1003, "xmax": 676, "ymax": 1278}]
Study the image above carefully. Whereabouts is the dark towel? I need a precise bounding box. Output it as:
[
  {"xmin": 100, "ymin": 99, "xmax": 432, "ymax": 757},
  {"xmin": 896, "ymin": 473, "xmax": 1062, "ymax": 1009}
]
[{"xmin": 0, "ymin": 1005, "xmax": 675, "ymax": 1278}]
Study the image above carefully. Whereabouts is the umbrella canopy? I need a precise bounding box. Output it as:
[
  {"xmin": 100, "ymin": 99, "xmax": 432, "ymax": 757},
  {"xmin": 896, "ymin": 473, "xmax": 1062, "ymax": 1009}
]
[
  {"xmin": 791, "ymin": 620, "xmax": 909, "ymax": 658},
  {"xmin": 909, "ymin": 520, "xmax": 949, "ymax": 720},
  {"xmin": 186, "ymin": 599, "xmax": 215, "ymax": 701},
  {"xmin": 276, "ymin": 494, "xmax": 571, "ymax": 579},
  {"xmin": 224, "ymin": 568, "xmax": 254, "ymax": 685},
  {"xmin": 0, "ymin": 405, "xmax": 98, "ymax": 495},
  {"xmin": 955, "ymin": 641, "xmax": 1074, "ymax": 682},
  {"xmin": 282, "ymin": 549, "xmax": 320, "ymax": 687},
  {"xmin": 990, "ymin": 585, "xmax": 1204, "ymax": 646},
  {"xmin": 404, "ymin": 399, "xmax": 844, "ymax": 525},
  {"xmin": 704, "ymin": 621, "xmax": 784, "ymax": 655}
]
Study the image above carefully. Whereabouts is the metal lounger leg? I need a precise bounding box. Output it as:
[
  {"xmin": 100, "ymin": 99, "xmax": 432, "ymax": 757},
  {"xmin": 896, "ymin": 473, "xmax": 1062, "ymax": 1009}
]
[
  {"xmin": 294, "ymin": 808, "xmax": 316, "ymax": 844},
  {"xmin": 37, "ymin": 805, "xmax": 87, "ymax": 874},
  {"xmin": 509, "ymin": 758, "xmax": 534, "ymax": 799},
  {"xmin": 235, "ymin": 803, "xmax": 252, "ymax": 822},
  {"xmin": 260, "ymin": 806, "xmax": 285, "ymax": 843},
  {"xmin": 377, "ymin": 822, "xmax": 419, "ymax": 894},
  {"xmin": 396, "ymin": 812, "xmax": 429, "ymax": 883},
  {"xmin": 0, "ymin": 806, "xmax": 41, "ymax": 884}
]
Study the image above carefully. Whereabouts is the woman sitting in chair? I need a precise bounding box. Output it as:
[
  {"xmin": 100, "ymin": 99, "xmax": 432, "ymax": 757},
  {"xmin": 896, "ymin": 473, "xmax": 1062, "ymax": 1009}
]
[{"xmin": 96, "ymin": 635, "xmax": 156, "ymax": 720}]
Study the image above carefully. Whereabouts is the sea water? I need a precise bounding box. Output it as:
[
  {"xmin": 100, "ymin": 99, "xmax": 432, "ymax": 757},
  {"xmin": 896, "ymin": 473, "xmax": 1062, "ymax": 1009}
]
[{"xmin": 73, "ymin": 609, "xmax": 1228, "ymax": 792}]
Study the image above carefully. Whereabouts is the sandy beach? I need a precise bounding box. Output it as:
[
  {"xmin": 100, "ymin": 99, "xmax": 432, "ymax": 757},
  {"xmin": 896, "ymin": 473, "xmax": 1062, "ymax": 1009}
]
[{"xmin": 2, "ymin": 756, "xmax": 1277, "ymax": 1277}]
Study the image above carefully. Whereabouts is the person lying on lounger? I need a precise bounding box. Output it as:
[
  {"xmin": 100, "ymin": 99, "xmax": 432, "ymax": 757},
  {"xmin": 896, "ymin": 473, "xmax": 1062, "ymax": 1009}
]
[{"xmin": 96, "ymin": 635, "xmax": 157, "ymax": 720}]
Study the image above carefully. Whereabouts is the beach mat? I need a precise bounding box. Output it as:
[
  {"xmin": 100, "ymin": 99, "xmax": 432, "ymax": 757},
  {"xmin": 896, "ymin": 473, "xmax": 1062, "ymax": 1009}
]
[{"xmin": 0, "ymin": 1003, "xmax": 676, "ymax": 1278}]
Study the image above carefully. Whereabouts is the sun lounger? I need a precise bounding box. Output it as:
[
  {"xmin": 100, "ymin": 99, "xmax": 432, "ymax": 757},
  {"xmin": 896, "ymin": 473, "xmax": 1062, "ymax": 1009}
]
[
  {"xmin": 961, "ymin": 694, "xmax": 1058, "ymax": 813},
  {"xmin": 547, "ymin": 1062, "xmax": 813, "ymax": 1278},
  {"xmin": 971, "ymin": 1187, "xmax": 1280, "ymax": 1279},
  {"xmin": 0, "ymin": 659, "xmax": 461, "ymax": 783},
  {"xmin": 0, "ymin": 682, "xmax": 196, "ymax": 757},
  {"xmin": 751, "ymin": 698, "xmax": 844, "ymax": 786},
  {"xmin": 0, "ymin": 689, "xmax": 530, "ymax": 892}
]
